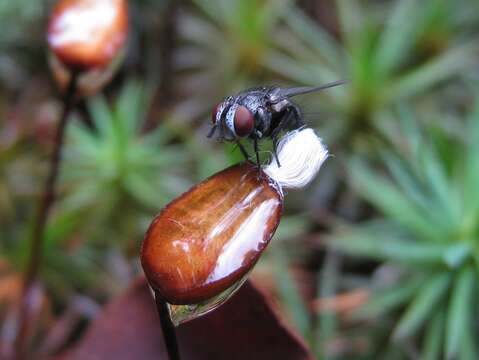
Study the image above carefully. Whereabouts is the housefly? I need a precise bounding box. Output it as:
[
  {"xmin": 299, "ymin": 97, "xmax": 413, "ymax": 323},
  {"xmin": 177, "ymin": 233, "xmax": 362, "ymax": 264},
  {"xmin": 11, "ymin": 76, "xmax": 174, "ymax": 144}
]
[{"xmin": 208, "ymin": 80, "xmax": 347, "ymax": 167}]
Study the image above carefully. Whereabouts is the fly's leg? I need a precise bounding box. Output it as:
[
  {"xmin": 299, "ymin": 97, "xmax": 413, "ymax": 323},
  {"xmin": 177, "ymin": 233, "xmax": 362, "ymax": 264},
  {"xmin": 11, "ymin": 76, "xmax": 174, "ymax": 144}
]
[
  {"xmin": 272, "ymin": 136, "xmax": 281, "ymax": 167},
  {"xmin": 269, "ymin": 106, "xmax": 302, "ymax": 167},
  {"xmin": 253, "ymin": 137, "xmax": 261, "ymax": 170},
  {"xmin": 269, "ymin": 116, "xmax": 290, "ymax": 167},
  {"xmin": 288, "ymin": 104, "xmax": 305, "ymax": 129},
  {"xmin": 269, "ymin": 104, "xmax": 306, "ymax": 167},
  {"xmin": 271, "ymin": 106, "xmax": 301, "ymax": 139},
  {"xmin": 236, "ymin": 140, "xmax": 250, "ymax": 162}
]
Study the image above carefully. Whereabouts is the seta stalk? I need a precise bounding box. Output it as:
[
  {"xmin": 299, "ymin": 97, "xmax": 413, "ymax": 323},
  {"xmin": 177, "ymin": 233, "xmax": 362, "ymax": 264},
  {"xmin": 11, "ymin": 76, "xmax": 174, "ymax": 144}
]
[
  {"xmin": 154, "ymin": 290, "xmax": 181, "ymax": 360},
  {"xmin": 16, "ymin": 72, "xmax": 79, "ymax": 358}
]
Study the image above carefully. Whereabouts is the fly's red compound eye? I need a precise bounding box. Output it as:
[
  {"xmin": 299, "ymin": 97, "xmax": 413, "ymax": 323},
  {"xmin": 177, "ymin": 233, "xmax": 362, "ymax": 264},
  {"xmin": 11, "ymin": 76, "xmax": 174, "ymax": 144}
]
[
  {"xmin": 211, "ymin": 102, "xmax": 222, "ymax": 124},
  {"xmin": 234, "ymin": 105, "xmax": 254, "ymax": 137}
]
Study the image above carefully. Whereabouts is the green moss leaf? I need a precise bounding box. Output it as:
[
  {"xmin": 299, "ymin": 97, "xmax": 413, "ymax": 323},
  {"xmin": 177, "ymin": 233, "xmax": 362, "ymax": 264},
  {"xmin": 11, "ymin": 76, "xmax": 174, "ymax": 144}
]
[
  {"xmin": 422, "ymin": 310, "xmax": 445, "ymax": 360},
  {"xmin": 354, "ymin": 277, "xmax": 422, "ymax": 320},
  {"xmin": 445, "ymin": 265, "xmax": 475, "ymax": 359},
  {"xmin": 393, "ymin": 272, "xmax": 450, "ymax": 340}
]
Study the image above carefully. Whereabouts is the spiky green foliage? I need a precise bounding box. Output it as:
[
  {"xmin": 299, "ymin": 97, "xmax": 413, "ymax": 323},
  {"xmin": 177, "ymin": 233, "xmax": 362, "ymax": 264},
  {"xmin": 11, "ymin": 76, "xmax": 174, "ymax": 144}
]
[
  {"xmin": 2, "ymin": 81, "xmax": 191, "ymax": 297},
  {"xmin": 330, "ymin": 100, "xmax": 479, "ymax": 358},
  {"xmin": 62, "ymin": 81, "xmax": 190, "ymax": 247},
  {"xmin": 264, "ymin": 0, "xmax": 479, "ymax": 144},
  {"xmin": 173, "ymin": 0, "xmax": 291, "ymax": 120}
]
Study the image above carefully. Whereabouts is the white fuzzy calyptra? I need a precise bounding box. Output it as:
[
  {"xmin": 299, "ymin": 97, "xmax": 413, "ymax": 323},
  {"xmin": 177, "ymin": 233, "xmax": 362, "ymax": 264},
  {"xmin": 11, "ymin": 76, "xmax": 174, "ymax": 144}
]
[{"xmin": 264, "ymin": 128, "xmax": 328, "ymax": 190}]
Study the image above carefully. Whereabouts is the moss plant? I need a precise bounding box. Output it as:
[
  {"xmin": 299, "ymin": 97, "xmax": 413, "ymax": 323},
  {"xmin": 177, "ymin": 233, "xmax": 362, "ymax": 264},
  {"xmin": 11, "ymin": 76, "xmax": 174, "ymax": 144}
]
[
  {"xmin": 330, "ymin": 98, "xmax": 479, "ymax": 358},
  {"xmin": 264, "ymin": 0, "xmax": 478, "ymax": 145}
]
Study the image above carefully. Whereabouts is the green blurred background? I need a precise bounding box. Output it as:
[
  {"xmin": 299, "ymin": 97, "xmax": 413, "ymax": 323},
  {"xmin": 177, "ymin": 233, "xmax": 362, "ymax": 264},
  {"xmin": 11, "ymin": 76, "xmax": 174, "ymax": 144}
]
[{"xmin": 1, "ymin": 0, "xmax": 479, "ymax": 358}]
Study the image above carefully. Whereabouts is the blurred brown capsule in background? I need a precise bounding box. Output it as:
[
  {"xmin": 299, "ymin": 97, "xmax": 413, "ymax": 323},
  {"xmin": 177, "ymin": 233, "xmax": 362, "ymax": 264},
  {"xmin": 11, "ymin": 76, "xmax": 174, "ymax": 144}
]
[
  {"xmin": 49, "ymin": 53, "xmax": 124, "ymax": 96},
  {"xmin": 47, "ymin": 0, "xmax": 128, "ymax": 71},
  {"xmin": 47, "ymin": 0, "xmax": 128, "ymax": 95},
  {"xmin": 141, "ymin": 163, "xmax": 283, "ymax": 305}
]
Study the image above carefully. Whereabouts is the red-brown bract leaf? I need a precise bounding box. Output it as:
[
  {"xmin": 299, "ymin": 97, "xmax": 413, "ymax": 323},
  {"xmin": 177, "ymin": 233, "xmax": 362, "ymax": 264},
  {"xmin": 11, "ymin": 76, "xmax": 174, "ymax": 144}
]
[{"xmin": 56, "ymin": 276, "xmax": 313, "ymax": 360}]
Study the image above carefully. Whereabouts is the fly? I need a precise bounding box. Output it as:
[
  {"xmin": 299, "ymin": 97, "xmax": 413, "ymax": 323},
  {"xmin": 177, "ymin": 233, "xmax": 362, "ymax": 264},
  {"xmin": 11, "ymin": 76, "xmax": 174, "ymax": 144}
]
[{"xmin": 208, "ymin": 80, "xmax": 347, "ymax": 168}]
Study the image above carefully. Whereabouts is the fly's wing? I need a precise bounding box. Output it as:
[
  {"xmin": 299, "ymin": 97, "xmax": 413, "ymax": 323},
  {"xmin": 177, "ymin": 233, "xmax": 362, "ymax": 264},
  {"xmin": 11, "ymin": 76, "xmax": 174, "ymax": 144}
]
[{"xmin": 271, "ymin": 80, "xmax": 348, "ymax": 99}]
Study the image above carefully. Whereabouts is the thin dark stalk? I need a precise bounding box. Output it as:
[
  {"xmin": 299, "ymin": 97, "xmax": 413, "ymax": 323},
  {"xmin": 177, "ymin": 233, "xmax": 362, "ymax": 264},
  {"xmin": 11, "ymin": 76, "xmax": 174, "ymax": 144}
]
[
  {"xmin": 15, "ymin": 72, "xmax": 79, "ymax": 359},
  {"xmin": 144, "ymin": 0, "xmax": 180, "ymax": 131},
  {"xmin": 154, "ymin": 290, "xmax": 181, "ymax": 360},
  {"xmin": 24, "ymin": 72, "xmax": 78, "ymax": 287}
]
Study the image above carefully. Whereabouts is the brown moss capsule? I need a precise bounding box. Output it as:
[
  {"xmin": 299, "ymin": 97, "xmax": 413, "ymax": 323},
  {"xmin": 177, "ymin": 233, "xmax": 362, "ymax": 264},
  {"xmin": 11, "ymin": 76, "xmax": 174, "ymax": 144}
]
[
  {"xmin": 141, "ymin": 163, "xmax": 283, "ymax": 305},
  {"xmin": 47, "ymin": 0, "xmax": 128, "ymax": 71}
]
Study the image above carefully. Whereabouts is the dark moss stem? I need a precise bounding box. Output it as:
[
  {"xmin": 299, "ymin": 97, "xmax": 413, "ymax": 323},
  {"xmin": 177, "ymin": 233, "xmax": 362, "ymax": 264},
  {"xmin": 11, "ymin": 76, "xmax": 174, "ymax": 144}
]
[
  {"xmin": 154, "ymin": 290, "xmax": 181, "ymax": 360},
  {"xmin": 15, "ymin": 72, "xmax": 79, "ymax": 359}
]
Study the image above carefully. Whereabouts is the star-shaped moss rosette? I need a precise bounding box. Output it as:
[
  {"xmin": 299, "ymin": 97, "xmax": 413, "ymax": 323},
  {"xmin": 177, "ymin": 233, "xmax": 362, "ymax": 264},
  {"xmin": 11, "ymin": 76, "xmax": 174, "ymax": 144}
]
[{"xmin": 330, "ymin": 102, "xmax": 479, "ymax": 358}]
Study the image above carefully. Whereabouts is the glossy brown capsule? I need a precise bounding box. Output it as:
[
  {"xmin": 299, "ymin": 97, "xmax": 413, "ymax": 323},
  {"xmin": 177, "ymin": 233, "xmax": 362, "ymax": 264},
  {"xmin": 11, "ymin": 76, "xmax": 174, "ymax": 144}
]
[
  {"xmin": 141, "ymin": 163, "xmax": 283, "ymax": 305},
  {"xmin": 47, "ymin": 0, "xmax": 128, "ymax": 71}
]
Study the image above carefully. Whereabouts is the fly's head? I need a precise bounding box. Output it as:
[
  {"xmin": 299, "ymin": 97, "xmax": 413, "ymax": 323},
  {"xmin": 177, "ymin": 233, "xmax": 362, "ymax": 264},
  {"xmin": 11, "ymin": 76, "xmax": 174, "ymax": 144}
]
[
  {"xmin": 208, "ymin": 86, "xmax": 293, "ymax": 141},
  {"xmin": 209, "ymin": 95, "xmax": 257, "ymax": 141}
]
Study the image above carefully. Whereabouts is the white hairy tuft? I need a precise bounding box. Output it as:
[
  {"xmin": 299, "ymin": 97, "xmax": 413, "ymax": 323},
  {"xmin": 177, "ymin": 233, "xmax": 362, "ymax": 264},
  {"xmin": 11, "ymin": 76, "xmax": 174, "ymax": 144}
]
[{"xmin": 264, "ymin": 128, "xmax": 328, "ymax": 190}]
